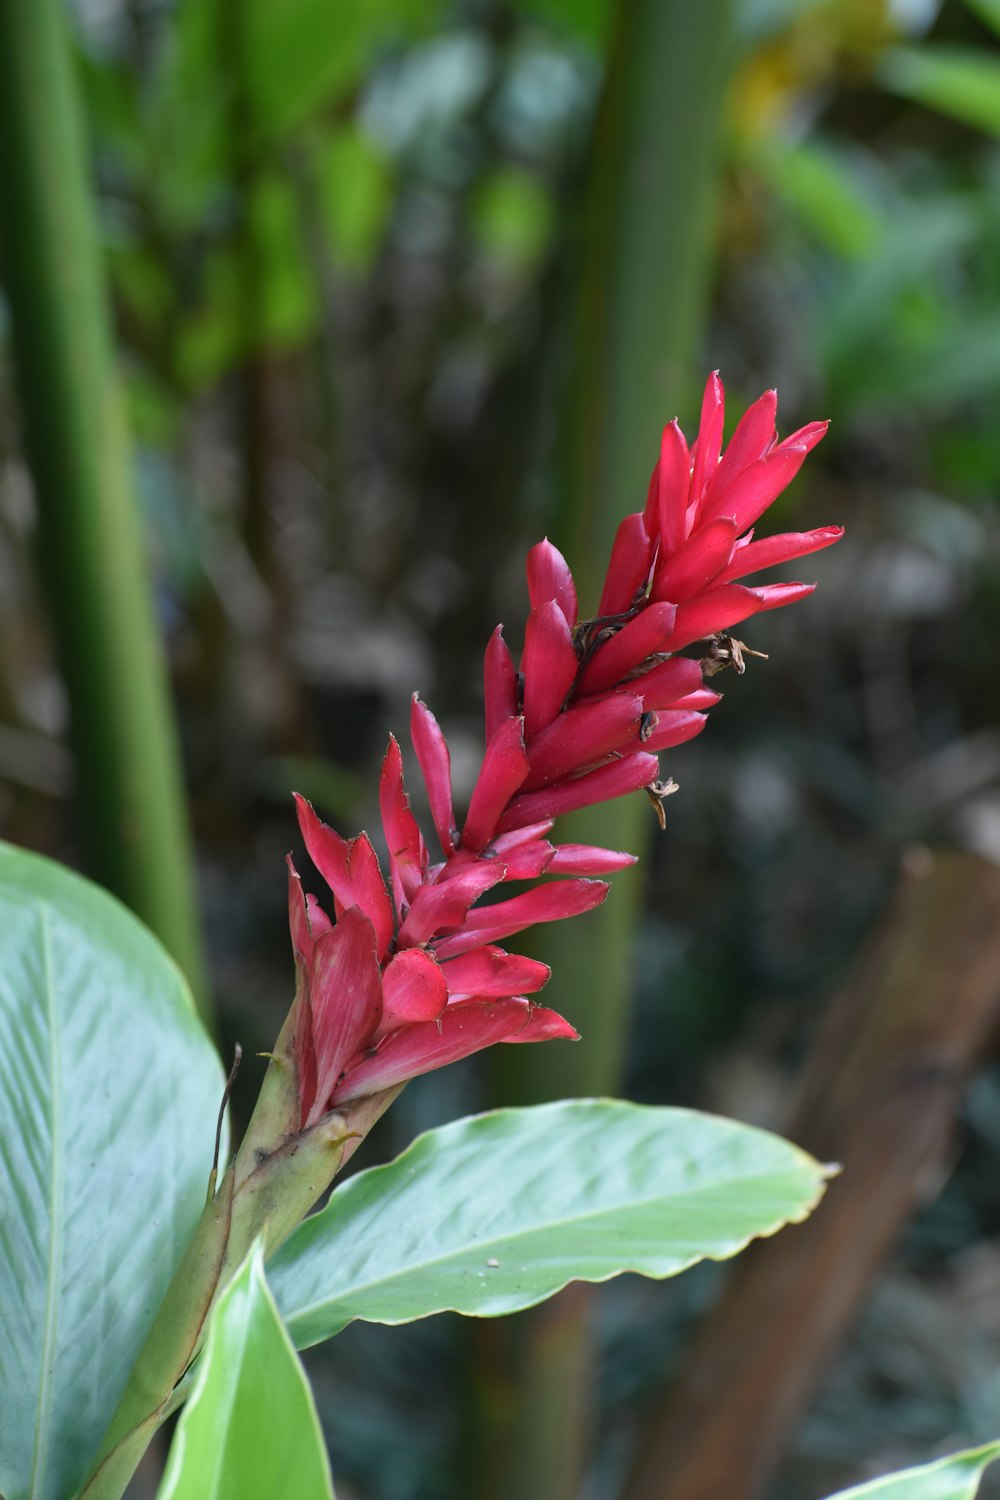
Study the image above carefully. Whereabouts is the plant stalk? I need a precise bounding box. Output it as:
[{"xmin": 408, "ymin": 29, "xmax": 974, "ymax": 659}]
[
  {"xmin": 0, "ymin": 0, "xmax": 208, "ymax": 1009},
  {"xmin": 475, "ymin": 2, "xmax": 737, "ymax": 1495},
  {"xmin": 81, "ymin": 1073, "xmax": 402, "ymax": 1500}
]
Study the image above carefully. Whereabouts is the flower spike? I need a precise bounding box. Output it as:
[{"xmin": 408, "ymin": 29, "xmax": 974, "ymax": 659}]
[{"xmin": 284, "ymin": 376, "xmax": 839, "ymax": 1125}]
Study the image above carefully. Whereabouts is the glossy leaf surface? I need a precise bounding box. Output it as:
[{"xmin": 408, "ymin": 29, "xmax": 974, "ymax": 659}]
[
  {"xmin": 269, "ymin": 1100, "xmax": 829, "ymax": 1347},
  {"xmin": 0, "ymin": 845, "xmax": 224, "ymax": 1500},
  {"xmin": 821, "ymin": 1442, "xmax": 1000, "ymax": 1499},
  {"xmin": 157, "ymin": 1244, "xmax": 334, "ymax": 1500}
]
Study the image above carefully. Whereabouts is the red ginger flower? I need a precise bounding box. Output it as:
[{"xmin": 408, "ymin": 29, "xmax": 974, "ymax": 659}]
[{"xmin": 289, "ymin": 374, "xmax": 842, "ymax": 1126}]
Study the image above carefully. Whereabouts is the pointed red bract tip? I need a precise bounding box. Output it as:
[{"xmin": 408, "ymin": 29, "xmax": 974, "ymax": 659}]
[
  {"xmin": 483, "ymin": 625, "xmax": 519, "ymax": 744},
  {"xmin": 545, "ymin": 844, "xmax": 638, "ymax": 874},
  {"xmin": 432, "ymin": 878, "xmax": 610, "ymax": 958},
  {"xmin": 410, "ymin": 695, "xmax": 457, "ymax": 858},
  {"xmin": 598, "ymin": 512, "xmax": 654, "ymax": 618},
  {"xmin": 523, "ymin": 693, "xmax": 644, "ymax": 790},
  {"xmin": 655, "ymin": 419, "xmax": 692, "ymax": 552},
  {"xmin": 624, "ymin": 654, "xmax": 704, "ymax": 709},
  {"xmin": 689, "ymin": 371, "xmax": 725, "ymax": 510},
  {"xmin": 717, "ymin": 525, "xmax": 843, "ymax": 584},
  {"xmin": 294, "ymin": 794, "xmax": 394, "ymax": 959},
  {"xmin": 641, "ymin": 710, "xmax": 707, "ymax": 754},
  {"xmin": 303, "ymin": 907, "xmax": 382, "ymax": 1127},
  {"xmin": 750, "ymin": 581, "xmax": 817, "ymax": 611},
  {"xmin": 378, "ymin": 948, "xmax": 448, "ymax": 1035},
  {"xmin": 785, "ymin": 419, "xmax": 829, "ymax": 452},
  {"xmin": 294, "ymin": 793, "xmax": 351, "ymax": 910},
  {"xmin": 668, "ymin": 688, "xmax": 723, "ymax": 711},
  {"xmin": 710, "ymin": 388, "xmax": 777, "ymax": 500},
  {"xmin": 521, "ymin": 600, "xmax": 578, "ymax": 738},
  {"xmin": 463, "ymin": 716, "xmax": 530, "ymax": 852},
  {"xmin": 331, "ymin": 997, "xmax": 571, "ymax": 1103},
  {"xmin": 379, "ymin": 735, "xmax": 427, "ymax": 911},
  {"xmin": 576, "ymin": 603, "xmax": 676, "ymax": 697},
  {"xmin": 526, "ymin": 538, "xmax": 578, "ymax": 627},
  {"xmin": 345, "ymin": 833, "xmax": 395, "ymax": 962},
  {"xmin": 501, "ymin": 1005, "xmax": 580, "ymax": 1043},
  {"xmin": 497, "ymin": 750, "xmax": 660, "ymax": 834},
  {"xmin": 661, "ymin": 584, "xmax": 763, "ymax": 652},
  {"xmin": 440, "ymin": 944, "xmax": 551, "ymax": 998},
  {"xmin": 652, "ymin": 517, "xmax": 738, "ymax": 603},
  {"xmin": 398, "ymin": 861, "xmax": 506, "ymax": 949},
  {"xmin": 287, "ymin": 854, "xmax": 311, "ymax": 960}
]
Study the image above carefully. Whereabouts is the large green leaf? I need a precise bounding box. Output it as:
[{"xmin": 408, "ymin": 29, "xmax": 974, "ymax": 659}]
[
  {"xmin": 157, "ymin": 1243, "xmax": 334, "ymax": 1500},
  {"xmin": 0, "ymin": 844, "xmax": 225, "ymax": 1500},
  {"xmin": 269, "ymin": 1100, "xmax": 829, "ymax": 1348},
  {"xmin": 822, "ymin": 1442, "xmax": 1000, "ymax": 1499}
]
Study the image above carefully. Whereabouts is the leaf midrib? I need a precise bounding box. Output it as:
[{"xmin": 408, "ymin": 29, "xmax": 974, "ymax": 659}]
[{"xmin": 29, "ymin": 905, "xmax": 61, "ymax": 1500}]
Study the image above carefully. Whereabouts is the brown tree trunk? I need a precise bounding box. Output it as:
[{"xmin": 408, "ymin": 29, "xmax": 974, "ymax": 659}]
[{"xmin": 622, "ymin": 847, "xmax": 1000, "ymax": 1500}]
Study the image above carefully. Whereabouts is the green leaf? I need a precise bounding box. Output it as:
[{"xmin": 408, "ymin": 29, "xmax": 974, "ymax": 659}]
[
  {"xmin": 315, "ymin": 125, "xmax": 394, "ymax": 275},
  {"xmin": 75, "ymin": 50, "xmax": 143, "ymax": 178},
  {"xmin": 750, "ymin": 138, "xmax": 882, "ymax": 260},
  {"xmin": 0, "ymin": 844, "xmax": 225, "ymax": 1500},
  {"xmin": 821, "ymin": 1441, "xmax": 1000, "ymax": 1499},
  {"xmin": 816, "ymin": 199, "xmax": 978, "ymax": 403},
  {"xmin": 472, "ymin": 166, "xmax": 555, "ymax": 270},
  {"xmin": 268, "ymin": 1100, "xmax": 829, "ymax": 1348},
  {"xmin": 963, "ymin": 0, "xmax": 1000, "ymax": 40},
  {"xmin": 868, "ymin": 314, "xmax": 1000, "ymax": 413},
  {"xmin": 244, "ymin": 0, "xmax": 445, "ymax": 141},
  {"xmin": 142, "ymin": 0, "xmax": 230, "ymax": 234},
  {"xmin": 173, "ymin": 245, "xmax": 243, "ymax": 393},
  {"xmin": 157, "ymin": 1243, "xmax": 334, "ymax": 1500},
  {"xmin": 246, "ymin": 169, "xmax": 320, "ymax": 348},
  {"xmin": 880, "ymin": 46, "xmax": 1000, "ymax": 137},
  {"xmin": 511, "ymin": 0, "xmax": 614, "ymax": 48}
]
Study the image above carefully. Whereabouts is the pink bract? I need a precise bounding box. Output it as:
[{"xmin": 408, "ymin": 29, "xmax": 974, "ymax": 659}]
[{"xmin": 288, "ymin": 374, "xmax": 841, "ymax": 1124}]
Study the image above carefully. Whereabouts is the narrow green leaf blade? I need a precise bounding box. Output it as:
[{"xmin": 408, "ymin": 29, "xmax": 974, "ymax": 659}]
[
  {"xmin": 0, "ymin": 845, "xmax": 225, "ymax": 1500},
  {"xmin": 269, "ymin": 1100, "xmax": 829, "ymax": 1348},
  {"xmin": 157, "ymin": 1244, "xmax": 334, "ymax": 1500},
  {"xmin": 822, "ymin": 1442, "xmax": 1000, "ymax": 1499},
  {"xmin": 964, "ymin": 0, "xmax": 1000, "ymax": 40},
  {"xmin": 880, "ymin": 45, "xmax": 1000, "ymax": 137}
]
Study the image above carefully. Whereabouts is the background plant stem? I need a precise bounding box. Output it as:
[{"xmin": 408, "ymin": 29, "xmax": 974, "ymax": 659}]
[
  {"xmin": 469, "ymin": 2, "xmax": 737, "ymax": 1495},
  {"xmin": 0, "ymin": 0, "xmax": 208, "ymax": 1010}
]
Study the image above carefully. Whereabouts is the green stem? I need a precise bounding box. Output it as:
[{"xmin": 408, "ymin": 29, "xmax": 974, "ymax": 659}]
[
  {"xmin": 0, "ymin": 0, "xmax": 208, "ymax": 1010},
  {"xmin": 78, "ymin": 1170, "xmax": 236, "ymax": 1500},
  {"xmin": 79, "ymin": 1064, "xmax": 402, "ymax": 1500},
  {"xmin": 475, "ymin": 2, "xmax": 737, "ymax": 1495}
]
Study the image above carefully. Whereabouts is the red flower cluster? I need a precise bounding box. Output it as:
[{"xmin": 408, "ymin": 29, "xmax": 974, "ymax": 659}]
[{"xmin": 289, "ymin": 375, "xmax": 841, "ymax": 1126}]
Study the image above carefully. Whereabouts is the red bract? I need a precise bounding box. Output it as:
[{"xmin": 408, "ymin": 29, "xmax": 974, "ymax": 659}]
[{"xmin": 288, "ymin": 375, "xmax": 841, "ymax": 1125}]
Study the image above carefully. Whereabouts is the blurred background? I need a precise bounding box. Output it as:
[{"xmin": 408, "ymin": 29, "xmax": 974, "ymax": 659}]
[{"xmin": 2, "ymin": 0, "xmax": 1000, "ymax": 1495}]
